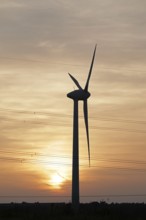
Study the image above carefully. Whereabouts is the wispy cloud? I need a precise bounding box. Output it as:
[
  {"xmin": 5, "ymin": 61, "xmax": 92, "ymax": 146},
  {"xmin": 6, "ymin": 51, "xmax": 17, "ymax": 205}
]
[{"xmin": 0, "ymin": 1, "xmax": 26, "ymax": 9}]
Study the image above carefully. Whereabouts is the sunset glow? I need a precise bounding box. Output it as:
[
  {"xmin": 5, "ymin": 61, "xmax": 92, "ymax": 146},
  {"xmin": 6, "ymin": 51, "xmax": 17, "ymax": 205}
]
[
  {"xmin": 49, "ymin": 173, "xmax": 65, "ymax": 189},
  {"xmin": 0, "ymin": 0, "xmax": 146, "ymax": 204}
]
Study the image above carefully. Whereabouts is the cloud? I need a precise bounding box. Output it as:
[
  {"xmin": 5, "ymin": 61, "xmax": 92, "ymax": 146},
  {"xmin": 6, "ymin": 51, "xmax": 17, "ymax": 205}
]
[
  {"xmin": 0, "ymin": 0, "xmax": 146, "ymax": 66},
  {"xmin": 0, "ymin": 1, "xmax": 26, "ymax": 9}
]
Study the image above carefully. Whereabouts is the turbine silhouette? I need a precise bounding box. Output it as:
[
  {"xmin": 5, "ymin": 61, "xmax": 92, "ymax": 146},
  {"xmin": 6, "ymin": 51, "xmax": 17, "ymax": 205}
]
[{"xmin": 67, "ymin": 45, "xmax": 97, "ymax": 211}]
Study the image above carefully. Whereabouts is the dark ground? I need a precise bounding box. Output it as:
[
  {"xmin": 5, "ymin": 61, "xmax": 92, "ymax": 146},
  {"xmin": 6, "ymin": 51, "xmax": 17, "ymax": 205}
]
[{"xmin": 0, "ymin": 202, "xmax": 146, "ymax": 220}]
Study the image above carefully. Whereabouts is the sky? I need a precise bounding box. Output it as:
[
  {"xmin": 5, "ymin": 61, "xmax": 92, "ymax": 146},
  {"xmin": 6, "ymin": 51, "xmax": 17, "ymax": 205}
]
[{"xmin": 0, "ymin": 0, "xmax": 146, "ymax": 203}]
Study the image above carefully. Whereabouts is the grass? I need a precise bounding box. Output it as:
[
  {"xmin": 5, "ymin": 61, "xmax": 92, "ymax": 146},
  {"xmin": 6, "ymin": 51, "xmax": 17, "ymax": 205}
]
[{"xmin": 0, "ymin": 202, "xmax": 146, "ymax": 220}]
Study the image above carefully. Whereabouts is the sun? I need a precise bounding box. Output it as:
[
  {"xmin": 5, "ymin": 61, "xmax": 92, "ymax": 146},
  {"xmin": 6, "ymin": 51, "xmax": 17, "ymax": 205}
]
[{"xmin": 49, "ymin": 173, "xmax": 64, "ymax": 189}]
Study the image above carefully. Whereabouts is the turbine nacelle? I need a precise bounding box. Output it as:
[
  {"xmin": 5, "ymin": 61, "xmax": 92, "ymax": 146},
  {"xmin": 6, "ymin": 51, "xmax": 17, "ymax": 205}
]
[{"xmin": 67, "ymin": 90, "xmax": 90, "ymax": 101}]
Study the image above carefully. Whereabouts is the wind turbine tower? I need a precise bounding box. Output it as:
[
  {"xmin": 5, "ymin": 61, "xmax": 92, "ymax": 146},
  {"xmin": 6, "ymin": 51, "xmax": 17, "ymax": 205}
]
[{"xmin": 67, "ymin": 45, "xmax": 97, "ymax": 211}]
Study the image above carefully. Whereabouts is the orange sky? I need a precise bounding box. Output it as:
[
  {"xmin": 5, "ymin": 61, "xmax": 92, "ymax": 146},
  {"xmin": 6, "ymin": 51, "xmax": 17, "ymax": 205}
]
[{"xmin": 0, "ymin": 0, "xmax": 146, "ymax": 203}]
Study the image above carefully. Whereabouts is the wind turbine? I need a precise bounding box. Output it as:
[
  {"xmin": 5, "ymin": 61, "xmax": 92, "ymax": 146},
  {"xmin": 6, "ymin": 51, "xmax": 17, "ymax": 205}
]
[{"xmin": 67, "ymin": 45, "xmax": 97, "ymax": 211}]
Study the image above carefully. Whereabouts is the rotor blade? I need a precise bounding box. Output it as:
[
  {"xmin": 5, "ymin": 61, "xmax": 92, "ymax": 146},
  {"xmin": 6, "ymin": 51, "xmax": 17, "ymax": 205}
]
[
  {"xmin": 83, "ymin": 100, "xmax": 90, "ymax": 166},
  {"xmin": 68, "ymin": 73, "xmax": 83, "ymax": 90},
  {"xmin": 84, "ymin": 44, "xmax": 97, "ymax": 91}
]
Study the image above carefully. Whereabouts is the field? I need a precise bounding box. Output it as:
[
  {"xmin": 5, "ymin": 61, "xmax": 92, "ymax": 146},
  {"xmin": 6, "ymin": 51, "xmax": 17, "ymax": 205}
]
[{"xmin": 0, "ymin": 202, "xmax": 146, "ymax": 220}]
